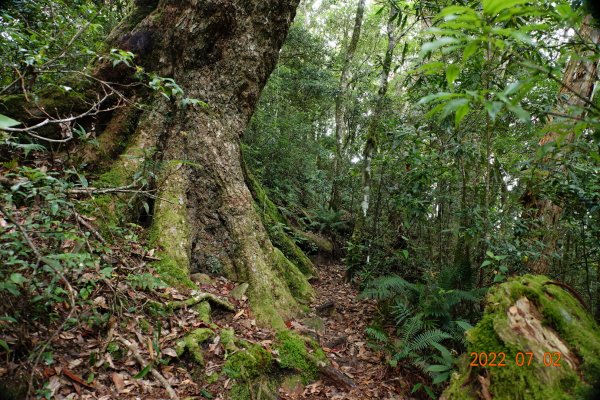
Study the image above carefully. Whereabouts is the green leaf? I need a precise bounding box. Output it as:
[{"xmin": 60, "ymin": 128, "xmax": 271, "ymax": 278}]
[
  {"xmin": 440, "ymin": 98, "xmax": 469, "ymax": 120},
  {"xmin": 486, "ymin": 251, "xmax": 495, "ymax": 258},
  {"xmin": 437, "ymin": 6, "xmax": 478, "ymax": 20},
  {"xmin": 418, "ymin": 92, "xmax": 459, "ymax": 105},
  {"xmin": 507, "ymin": 104, "xmax": 531, "ymax": 123},
  {"xmin": 455, "ymin": 320, "xmax": 473, "ymax": 331},
  {"xmin": 133, "ymin": 364, "xmax": 152, "ymax": 379},
  {"xmin": 462, "ymin": 41, "xmax": 479, "ymax": 62},
  {"xmin": 427, "ymin": 364, "xmax": 451, "ymax": 373},
  {"xmin": 481, "ymin": 260, "xmax": 493, "ymax": 267},
  {"xmin": 446, "ymin": 64, "xmax": 460, "ymax": 86},
  {"xmin": 424, "ymin": 385, "xmax": 436, "ymax": 399},
  {"xmin": 0, "ymin": 339, "xmax": 9, "ymax": 352},
  {"xmin": 483, "ymin": 0, "xmax": 529, "ymax": 16},
  {"xmin": 484, "ymin": 101, "xmax": 504, "ymax": 121},
  {"xmin": 41, "ymin": 256, "xmax": 61, "ymax": 268},
  {"xmin": 411, "ymin": 383, "xmax": 423, "ymax": 394},
  {"xmin": 10, "ymin": 273, "xmax": 27, "ymax": 286},
  {"xmin": 0, "ymin": 113, "xmax": 21, "ymax": 130},
  {"xmin": 432, "ymin": 372, "xmax": 450, "ymax": 385},
  {"xmin": 420, "ymin": 37, "xmax": 460, "ymax": 57},
  {"xmin": 455, "ymin": 103, "xmax": 470, "ymax": 127}
]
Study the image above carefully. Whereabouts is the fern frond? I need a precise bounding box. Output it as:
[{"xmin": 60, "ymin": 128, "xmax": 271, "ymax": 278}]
[
  {"xmin": 366, "ymin": 327, "xmax": 389, "ymax": 343},
  {"xmin": 361, "ymin": 275, "xmax": 417, "ymax": 300},
  {"xmin": 400, "ymin": 314, "xmax": 424, "ymax": 343},
  {"xmin": 392, "ymin": 301, "xmax": 412, "ymax": 326},
  {"xmin": 409, "ymin": 329, "xmax": 451, "ymax": 352}
]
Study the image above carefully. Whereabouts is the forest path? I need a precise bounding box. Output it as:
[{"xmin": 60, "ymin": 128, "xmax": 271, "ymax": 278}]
[{"xmin": 280, "ymin": 264, "xmax": 410, "ymax": 399}]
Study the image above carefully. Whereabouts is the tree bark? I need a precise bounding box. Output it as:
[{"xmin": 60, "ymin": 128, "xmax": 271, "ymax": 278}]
[
  {"xmin": 348, "ymin": 3, "xmax": 398, "ymax": 275},
  {"xmin": 96, "ymin": 0, "xmax": 308, "ymax": 328},
  {"xmin": 523, "ymin": 15, "xmax": 600, "ymax": 275},
  {"xmin": 329, "ymin": 0, "xmax": 366, "ymax": 211}
]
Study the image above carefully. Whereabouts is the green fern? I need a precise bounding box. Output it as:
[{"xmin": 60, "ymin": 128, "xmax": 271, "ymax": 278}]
[
  {"xmin": 361, "ymin": 275, "xmax": 417, "ymax": 300},
  {"xmin": 409, "ymin": 329, "xmax": 451, "ymax": 352},
  {"xmin": 361, "ymin": 272, "xmax": 483, "ymax": 389},
  {"xmin": 366, "ymin": 326, "xmax": 388, "ymax": 343}
]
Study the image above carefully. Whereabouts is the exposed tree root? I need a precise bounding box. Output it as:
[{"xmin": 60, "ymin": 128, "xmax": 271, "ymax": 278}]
[{"xmin": 166, "ymin": 292, "xmax": 235, "ymax": 312}]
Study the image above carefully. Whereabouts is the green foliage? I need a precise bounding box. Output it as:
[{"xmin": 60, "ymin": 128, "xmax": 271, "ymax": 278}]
[
  {"xmin": 126, "ymin": 273, "xmax": 166, "ymax": 291},
  {"xmin": 0, "ymin": 165, "xmax": 158, "ymax": 362},
  {"xmin": 309, "ymin": 207, "xmax": 348, "ymax": 236},
  {"xmin": 362, "ymin": 273, "xmax": 481, "ymax": 391},
  {"xmin": 243, "ymin": 24, "xmax": 337, "ymax": 214}
]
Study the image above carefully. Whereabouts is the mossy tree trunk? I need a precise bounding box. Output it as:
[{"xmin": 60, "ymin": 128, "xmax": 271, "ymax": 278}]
[{"xmin": 95, "ymin": 0, "xmax": 308, "ymax": 328}]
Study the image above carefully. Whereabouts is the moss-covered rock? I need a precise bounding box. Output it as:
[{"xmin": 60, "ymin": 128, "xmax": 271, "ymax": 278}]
[
  {"xmin": 195, "ymin": 301, "xmax": 211, "ymax": 323},
  {"xmin": 220, "ymin": 328, "xmax": 238, "ymax": 354},
  {"xmin": 442, "ymin": 275, "xmax": 600, "ymax": 400}
]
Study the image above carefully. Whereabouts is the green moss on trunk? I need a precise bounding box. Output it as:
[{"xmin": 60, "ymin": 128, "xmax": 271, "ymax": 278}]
[
  {"xmin": 243, "ymin": 162, "xmax": 317, "ymax": 277},
  {"xmin": 149, "ymin": 162, "xmax": 195, "ymax": 288},
  {"xmin": 443, "ymin": 275, "xmax": 600, "ymax": 400},
  {"xmin": 272, "ymin": 248, "xmax": 314, "ymax": 304}
]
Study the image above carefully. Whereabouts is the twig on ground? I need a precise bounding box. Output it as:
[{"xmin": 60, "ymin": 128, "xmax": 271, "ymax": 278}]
[
  {"xmin": 74, "ymin": 212, "xmax": 107, "ymax": 245},
  {"xmin": 116, "ymin": 336, "xmax": 179, "ymax": 400}
]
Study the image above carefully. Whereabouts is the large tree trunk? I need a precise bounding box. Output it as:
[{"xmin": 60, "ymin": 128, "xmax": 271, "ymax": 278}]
[
  {"xmin": 523, "ymin": 15, "xmax": 600, "ymax": 275},
  {"xmin": 96, "ymin": 0, "xmax": 310, "ymax": 328}
]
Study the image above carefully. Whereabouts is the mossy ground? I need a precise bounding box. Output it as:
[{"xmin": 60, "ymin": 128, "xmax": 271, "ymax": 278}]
[
  {"xmin": 443, "ymin": 275, "xmax": 600, "ymax": 400},
  {"xmin": 223, "ymin": 342, "xmax": 273, "ymax": 380}
]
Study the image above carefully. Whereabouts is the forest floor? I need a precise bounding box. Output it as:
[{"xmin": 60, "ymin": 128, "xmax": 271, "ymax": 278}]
[
  {"xmin": 277, "ymin": 263, "xmax": 413, "ymax": 400},
  {"xmin": 2, "ymin": 258, "xmax": 415, "ymax": 399}
]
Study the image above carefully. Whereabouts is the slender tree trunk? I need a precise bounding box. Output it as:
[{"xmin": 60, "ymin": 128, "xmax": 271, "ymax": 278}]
[
  {"xmin": 96, "ymin": 0, "xmax": 309, "ymax": 328},
  {"xmin": 348, "ymin": 3, "xmax": 398, "ymax": 273},
  {"xmin": 524, "ymin": 15, "xmax": 600, "ymax": 275},
  {"xmin": 329, "ymin": 0, "xmax": 366, "ymax": 211}
]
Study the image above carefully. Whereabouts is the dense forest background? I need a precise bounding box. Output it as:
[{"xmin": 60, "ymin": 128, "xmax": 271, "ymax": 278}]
[{"xmin": 1, "ymin": 0, "xmax": 600, "ymax": 399}]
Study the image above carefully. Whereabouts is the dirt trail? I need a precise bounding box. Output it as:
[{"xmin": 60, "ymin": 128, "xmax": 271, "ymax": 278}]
[{"xmin": 280, "ymin": 263, "xmax": 409, "ymax": 399}]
